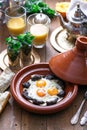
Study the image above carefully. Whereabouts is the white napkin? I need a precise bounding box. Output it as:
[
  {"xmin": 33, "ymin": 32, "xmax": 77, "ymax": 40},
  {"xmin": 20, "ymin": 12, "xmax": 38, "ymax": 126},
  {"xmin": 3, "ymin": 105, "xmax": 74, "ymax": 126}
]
[{"xmin": 66, "ymin": 0, "xmax": 87, "ymax": 20}]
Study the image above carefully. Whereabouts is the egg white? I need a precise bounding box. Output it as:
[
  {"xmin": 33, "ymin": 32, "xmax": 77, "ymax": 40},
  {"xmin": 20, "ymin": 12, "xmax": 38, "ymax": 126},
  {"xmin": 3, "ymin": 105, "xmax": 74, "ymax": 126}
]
[{"xmin": 24, "ymin": 78, "xmax": 63, "ymax": 104}]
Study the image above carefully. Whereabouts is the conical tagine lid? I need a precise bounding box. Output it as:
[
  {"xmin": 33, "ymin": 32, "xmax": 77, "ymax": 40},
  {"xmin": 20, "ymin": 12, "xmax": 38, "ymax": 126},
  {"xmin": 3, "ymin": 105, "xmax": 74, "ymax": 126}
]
[{"xmin": 49, "ymin": 36, "xmax": 87, "ymax": 85}]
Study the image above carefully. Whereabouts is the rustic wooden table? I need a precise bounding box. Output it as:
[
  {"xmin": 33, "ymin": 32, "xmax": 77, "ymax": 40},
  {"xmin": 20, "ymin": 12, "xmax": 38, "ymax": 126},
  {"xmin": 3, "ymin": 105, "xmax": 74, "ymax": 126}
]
[{"xmin": 0, "ymin": 0, "xmax": 87, "ymax": 130}]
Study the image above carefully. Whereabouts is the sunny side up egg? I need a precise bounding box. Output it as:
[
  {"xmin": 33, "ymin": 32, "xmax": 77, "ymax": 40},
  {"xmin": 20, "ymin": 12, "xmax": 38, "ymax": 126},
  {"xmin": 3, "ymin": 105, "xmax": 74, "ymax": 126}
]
[{"xmin": 22, "ymin": 74, "xmax": 65, "ymax": 106}]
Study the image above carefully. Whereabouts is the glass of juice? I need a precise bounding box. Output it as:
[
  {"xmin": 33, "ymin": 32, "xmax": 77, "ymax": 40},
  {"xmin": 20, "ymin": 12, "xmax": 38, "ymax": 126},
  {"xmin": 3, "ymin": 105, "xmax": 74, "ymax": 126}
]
[
  {"xmin": 5, "ymin": 5, "xmax": 26, "ymax": 37},
  {"xmin": 27, "ymin": 13, "xmax": 51, "ymax": 48}
]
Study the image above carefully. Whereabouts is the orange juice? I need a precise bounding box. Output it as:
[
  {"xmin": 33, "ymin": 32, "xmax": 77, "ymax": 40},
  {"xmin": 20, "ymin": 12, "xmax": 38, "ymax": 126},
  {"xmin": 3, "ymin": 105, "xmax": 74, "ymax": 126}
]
[
  {"xmin": 30, "ymin": 24, "xmax": 49, "ymax": 47},
  {"xmin": 7, "ymin": 17, "xmax": 26, "ymax": 36}
]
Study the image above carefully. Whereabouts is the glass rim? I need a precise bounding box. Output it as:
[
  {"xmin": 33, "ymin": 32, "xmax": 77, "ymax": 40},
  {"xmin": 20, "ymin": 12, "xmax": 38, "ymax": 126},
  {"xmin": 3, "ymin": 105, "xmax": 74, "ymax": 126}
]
[
  {"xmin": 27, "ymin": 13, "xmax": 51, "ymax": 26},
  {"xmin": 5, "ymin": 5, "xmax": 26, "ymax": 18},
  {"xmin": 27, "ymin": 13, "xmax": 38, "ymax": 25}
]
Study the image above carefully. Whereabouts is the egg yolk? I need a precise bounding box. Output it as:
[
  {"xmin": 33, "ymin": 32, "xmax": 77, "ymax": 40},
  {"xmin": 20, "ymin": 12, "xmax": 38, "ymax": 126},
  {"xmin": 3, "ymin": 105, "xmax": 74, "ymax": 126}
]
[
  {"xmin": 36, "ymin": 89, "xmax": 46, "ymax": 97},
  {"xmin": 36, "ymin": 79, "xmax": 46, "ymax": 87},
  {"xmin": 47, "ymin": 87, "xmax": 58, "ymax": 96}
]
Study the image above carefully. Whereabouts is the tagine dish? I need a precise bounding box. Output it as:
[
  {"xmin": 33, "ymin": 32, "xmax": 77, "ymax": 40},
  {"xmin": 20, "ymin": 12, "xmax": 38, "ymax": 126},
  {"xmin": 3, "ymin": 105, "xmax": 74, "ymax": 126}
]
[{"xmin": 10, "ymin": 63, "xmax": 78, "ymax": 114}]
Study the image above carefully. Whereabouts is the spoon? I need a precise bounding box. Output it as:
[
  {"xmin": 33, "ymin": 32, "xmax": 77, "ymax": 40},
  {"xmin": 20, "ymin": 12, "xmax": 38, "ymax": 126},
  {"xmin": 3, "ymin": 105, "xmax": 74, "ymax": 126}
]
[
  {"xmin": 80, "ymin": 111, "xmax": 87, "ymax": 126},
  {"xmin": 70, "ymin": 91, "xmax": 87, "ymax": 125}
]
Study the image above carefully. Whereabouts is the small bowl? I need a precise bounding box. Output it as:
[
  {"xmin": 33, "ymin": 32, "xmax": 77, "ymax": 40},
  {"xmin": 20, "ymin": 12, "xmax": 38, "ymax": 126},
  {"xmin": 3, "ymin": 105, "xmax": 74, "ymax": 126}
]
[{"xmin": 10, "ymin": 63, "xmax": 78, "ymax": 114}]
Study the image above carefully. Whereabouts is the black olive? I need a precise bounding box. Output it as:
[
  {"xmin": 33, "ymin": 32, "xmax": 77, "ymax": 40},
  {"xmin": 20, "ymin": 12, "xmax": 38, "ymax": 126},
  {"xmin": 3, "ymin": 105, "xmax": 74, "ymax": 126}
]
[
  {"xmin": 58, "ymin": 90, "xmax": 65, "ymax": 97},
  {"xmin": 57, "ymin": 80, "xmax": 65, "ymax": 89},
  {"xmin": 45, "ymin": 74, "xmax": 57, "ymax": 80},
  {"xmin": 32, "ymin": 99, "xmax": 44, "ymax": 105},
  {"xmin": 22, "ymin": 82, "xmax": 30, "ymax": 88},
  {"xmin": 31, "ymin": 74, "xmax": 42, "ymax": 81},
  {"xmin": 22, "ymin": 90, "xmax": 31, "ymax": 99},
  {"xmin": 46, "ymin": 98, "xmax": 58, "ymax": 106}
]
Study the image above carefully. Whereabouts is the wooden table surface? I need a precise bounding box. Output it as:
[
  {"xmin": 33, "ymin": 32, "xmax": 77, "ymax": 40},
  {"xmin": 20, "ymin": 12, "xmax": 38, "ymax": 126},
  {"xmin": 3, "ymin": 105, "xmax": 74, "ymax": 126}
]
[{"xmin": 0, "ymin": 0, "xmax": 87, "ymax": 130}]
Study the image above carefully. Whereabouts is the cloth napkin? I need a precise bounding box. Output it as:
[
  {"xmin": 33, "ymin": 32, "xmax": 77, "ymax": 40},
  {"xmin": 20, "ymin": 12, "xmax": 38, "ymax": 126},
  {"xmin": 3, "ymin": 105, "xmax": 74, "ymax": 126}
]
[{"xmin": 66, "ymin": 0, "xmax": 87, "ymax": 20}]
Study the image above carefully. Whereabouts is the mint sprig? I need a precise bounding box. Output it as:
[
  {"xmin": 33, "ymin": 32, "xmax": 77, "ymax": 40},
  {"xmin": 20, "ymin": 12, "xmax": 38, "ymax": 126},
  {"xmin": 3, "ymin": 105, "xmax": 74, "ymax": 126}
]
[
  {"xmin": 24, "ymin": 0, "xmax": 55, "ymax": 18},
  {"xmin": 17, "ymin": 32, "xmax": 34, "ymax": 46},
  {"xmin": 6, "ymin": 37, "xmax": 21, "ymax": 52}
]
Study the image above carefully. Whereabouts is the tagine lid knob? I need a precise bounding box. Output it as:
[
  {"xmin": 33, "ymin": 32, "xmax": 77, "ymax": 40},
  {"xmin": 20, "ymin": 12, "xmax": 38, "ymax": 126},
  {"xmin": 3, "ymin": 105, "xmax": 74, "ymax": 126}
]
[
  {"xmin": 75, "ymin": 36, "xmax": 87, "ymax": 51},
  {"xmin": 49, "ymin": 36, "xmax": 87, "ymax": 85}
]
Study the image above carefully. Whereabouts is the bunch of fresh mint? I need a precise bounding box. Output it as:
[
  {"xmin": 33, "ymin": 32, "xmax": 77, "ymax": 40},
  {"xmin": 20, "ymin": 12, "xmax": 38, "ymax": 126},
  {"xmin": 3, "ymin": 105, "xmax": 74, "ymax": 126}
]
[{"xmin": 24, "ymin": 0, "xmax": 55, "ymax": 18}]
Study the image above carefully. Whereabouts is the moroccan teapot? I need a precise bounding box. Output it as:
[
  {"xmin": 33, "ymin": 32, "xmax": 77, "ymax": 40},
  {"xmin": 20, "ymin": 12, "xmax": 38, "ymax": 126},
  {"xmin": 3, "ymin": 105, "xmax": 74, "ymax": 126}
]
[{"xmin": 55, "ymin": 3, "xmax": 87, "ymax": 40}]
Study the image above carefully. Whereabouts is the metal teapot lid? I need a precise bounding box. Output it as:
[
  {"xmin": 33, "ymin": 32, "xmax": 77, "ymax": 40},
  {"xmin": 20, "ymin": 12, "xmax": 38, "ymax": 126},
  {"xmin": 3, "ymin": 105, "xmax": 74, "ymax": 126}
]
[{"xmin": 70, "ymin": 3, "xmax": 85, "ymax": 24}]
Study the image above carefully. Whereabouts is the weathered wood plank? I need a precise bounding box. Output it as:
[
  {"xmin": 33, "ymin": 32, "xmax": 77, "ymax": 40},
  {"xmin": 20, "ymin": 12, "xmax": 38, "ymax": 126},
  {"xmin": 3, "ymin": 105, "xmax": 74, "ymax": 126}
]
[{"xmin": 0, "ymin": 0, "xmax": 87, "ymax": 130}]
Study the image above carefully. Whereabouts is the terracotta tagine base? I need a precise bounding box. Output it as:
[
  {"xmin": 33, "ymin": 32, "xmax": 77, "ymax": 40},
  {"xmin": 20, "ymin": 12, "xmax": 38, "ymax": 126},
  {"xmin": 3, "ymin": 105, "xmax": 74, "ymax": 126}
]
[{"xmin": 49, "ymin": 36, "xmax": 87, "ymax": 85}]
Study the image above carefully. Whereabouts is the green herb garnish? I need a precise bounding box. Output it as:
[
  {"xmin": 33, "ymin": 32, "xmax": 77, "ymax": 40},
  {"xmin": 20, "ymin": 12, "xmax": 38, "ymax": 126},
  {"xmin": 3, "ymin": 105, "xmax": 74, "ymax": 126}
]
[
  {"xmin": 6, "ymin": 37, "xmax": 21, "ymax": 52},
  {"xmin": 5, "ymin": 32, "xmax": 34, "ymax": 60},
  {"xmin": 24, "ymin": 0, "xmax": 55, "ymax": 18},
  {"xmin": 17, "ymin": 32, "xmax": 34, "ymax": 55},
  {"xmin": 6, "ymin": 37, "xmax": 21, "ymax": 62},
  {"xmin": 17, "ymin": 32, "xmax": 34, "ymax": 46}
]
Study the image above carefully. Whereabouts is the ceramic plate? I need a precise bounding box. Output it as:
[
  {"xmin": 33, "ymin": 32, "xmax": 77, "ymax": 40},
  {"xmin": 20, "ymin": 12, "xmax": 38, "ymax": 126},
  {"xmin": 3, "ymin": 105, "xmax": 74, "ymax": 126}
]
[{"xmin": 10, "ymin": 63, "xmax": 78, "ymax": 114}]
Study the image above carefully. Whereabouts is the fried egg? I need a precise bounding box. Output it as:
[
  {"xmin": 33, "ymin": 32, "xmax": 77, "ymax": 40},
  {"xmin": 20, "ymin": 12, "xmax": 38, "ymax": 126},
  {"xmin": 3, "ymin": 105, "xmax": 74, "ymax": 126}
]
[{"xmin": 22, "ymin": 74, "xmax": 65, "ymax": 106}]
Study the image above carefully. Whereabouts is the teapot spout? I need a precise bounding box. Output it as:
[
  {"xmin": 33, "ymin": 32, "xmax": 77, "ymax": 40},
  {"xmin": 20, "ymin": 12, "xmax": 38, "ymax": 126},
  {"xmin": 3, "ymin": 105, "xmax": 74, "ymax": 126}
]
[{"xmin": 55, "ymin": 13, "xmax": 70, "ymax": 30}]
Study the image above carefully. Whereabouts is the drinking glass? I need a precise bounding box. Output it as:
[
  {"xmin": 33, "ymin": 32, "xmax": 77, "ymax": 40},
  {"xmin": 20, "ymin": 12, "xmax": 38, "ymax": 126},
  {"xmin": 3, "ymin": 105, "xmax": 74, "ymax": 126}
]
[
  {"xmin": 11, "ymin": 0, "xmax": 24, "ymax": 6},
  {"xmin": 0, "ymin": 0, "xmax": 8, "ymax": 24},
  {"xmin": 27, "ymin": 13, "xmax": 51, "ymax": 48},
  {"xmin": 5, "ymin": 5, "xmax": 26, "ymax": 37}
]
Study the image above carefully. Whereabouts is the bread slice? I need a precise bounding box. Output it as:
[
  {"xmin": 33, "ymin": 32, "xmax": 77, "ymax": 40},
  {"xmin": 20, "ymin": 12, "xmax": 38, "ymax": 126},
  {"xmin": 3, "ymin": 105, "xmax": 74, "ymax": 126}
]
[
  {"xmin": 0, "ymin": 68, "xmax": 15, "ymax": 92},
  {"xmin": 0, "ymin": 91, "xmax": 10, "ymax": 114}
]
